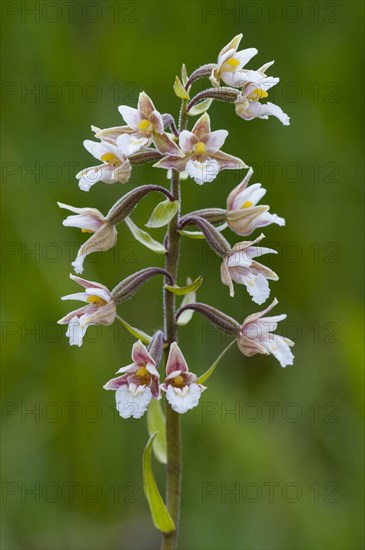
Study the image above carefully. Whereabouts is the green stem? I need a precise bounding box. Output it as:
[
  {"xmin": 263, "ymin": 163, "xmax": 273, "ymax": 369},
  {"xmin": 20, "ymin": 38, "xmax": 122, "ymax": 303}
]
[{"xmin": 161, "ymin": 100, "xmax": 188, "ymax": 550}]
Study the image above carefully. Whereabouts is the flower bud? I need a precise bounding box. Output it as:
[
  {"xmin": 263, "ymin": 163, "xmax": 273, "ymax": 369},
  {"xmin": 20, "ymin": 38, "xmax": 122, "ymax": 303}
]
[
  {"xmin": 111, "ymin": 268, "xmax": 173, "ymax": 305},
  {"xmin": 176, "ymin": 302, "xmax": 239, "ymax": 334}
]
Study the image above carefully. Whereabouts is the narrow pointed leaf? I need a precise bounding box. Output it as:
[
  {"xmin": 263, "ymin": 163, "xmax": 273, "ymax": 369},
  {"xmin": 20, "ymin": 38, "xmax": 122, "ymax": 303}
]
[
  {"xmin": 177, "ymin": 278, "xmax": 197, "ymax": 327},
  {"xmin": 178, "ymin": 223, "xmax": 227, "ymax": 240},
  {"xmin": 187, "ymin": 98, "xmax": 213, "ymax": 116},
  {"xmin": 197, "ymin": 340, "xmax": 236, "ymax": 384},
  {"xmin": 181, "ymin": 64, "xmax": 188, "ymax": 86},
  {"xmin": 143, "ymin": 432, "xmax": 175, "ymax": 533},
  {"xmin": 147, "ymin": 400, "xmax": 167, "ymax": 464},
  {"xmin": 173, "ymin": 76, "xmax": 190, "ymax": 100},
  {"xmin": 146, "ymin": 199, "xmax": 179, "ymax": 228},
  {"xmin": 125, "ymin": 216, "xmax": 167, "ymax": 254},
  {"xmin": 165, "ymin": 275, "xmax": 202, "ymax": 296},
  {"xmin": 116, "ymin": 314, "xmax": 152, "ymax": 344}
]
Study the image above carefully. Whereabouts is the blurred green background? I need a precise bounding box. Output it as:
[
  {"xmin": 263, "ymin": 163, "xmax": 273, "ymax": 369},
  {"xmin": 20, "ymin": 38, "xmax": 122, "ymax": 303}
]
[{"xmin": 1, "ymin": 1, "xmax": 364, "ymax": 549}]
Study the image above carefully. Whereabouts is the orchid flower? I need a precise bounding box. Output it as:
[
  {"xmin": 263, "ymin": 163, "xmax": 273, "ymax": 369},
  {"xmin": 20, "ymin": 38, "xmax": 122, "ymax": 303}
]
[
  {"xmin": 103, "ymin": 340, "xmax": 161, "ymax": 419},
  {"xmin": 210, "ymin": 34, "xmax": 258, "ymax": 88},
  {"xmin": 220, "ymin": 234, "xmax": 278, "ymax": 304},
  {"xmin": 58, "ymin": 275, "xmax": 116, "ymax": 347},
  {"xmin": 155, "ymin": 113, "xmax": 246, "ymax": 184},
  {"xmin": 226, "ymin": 167, "xmax": 285, "ymax": 236},
  {"xmin": 161, "ymin": 343, "xmax": 206, "ymax": 414},
  {"xmin": 236, "ymin": 298, "xmax": 294, "ymax": 367},
  {"xmin": 58, "ymin": 203, "xmax": 117, "ymax": 274},
  {"xmin": 234, "ymin": 72, "xmax": 290, "ymax": 125},
  {"xmin": 76, "ymin": 135, "xmax": 132, "ymax": 191}
]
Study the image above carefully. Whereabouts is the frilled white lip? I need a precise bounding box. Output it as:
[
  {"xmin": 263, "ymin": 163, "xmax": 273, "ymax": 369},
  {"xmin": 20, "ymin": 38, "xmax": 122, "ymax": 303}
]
[
  {"xmin": 165, "ymin": 383, "xmax": 205, "ymax": 414},
  {"xmin": 115, "ymin": 384, "xmax": 153, "ymax": 419}
]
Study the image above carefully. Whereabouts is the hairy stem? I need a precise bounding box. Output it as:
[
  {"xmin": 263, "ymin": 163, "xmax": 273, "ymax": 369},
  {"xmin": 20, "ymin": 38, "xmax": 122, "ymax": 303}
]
[{"xmin": 161, "ymin": 100, "xmax": 188, "ymax": 550}]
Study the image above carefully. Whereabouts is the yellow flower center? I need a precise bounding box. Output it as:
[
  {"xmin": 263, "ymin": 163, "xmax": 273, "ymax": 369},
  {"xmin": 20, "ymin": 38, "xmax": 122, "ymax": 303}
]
[
  {"xmin": 81, "ymin": 228, "xmax": 93, "ymax": 233},
  {"xmin": 222, "ymin": 57, "xmax": 241, "ymax": 72},
  {"xmin": 100, "ymin": 152, "xmax": 121, "ymax": 166},
  {"xmin": 172, "ymin": 375, "xmax": 185, "ymax": 388},
  {"xmin": 137, "ymin": 119, "xmax": 152, "ymax": 133},
  {"xmin": 241, "ymin": 200, "xmax": 253, "ymax": 209},
  {"xmin": 194, "ymin": 141, "xmax": 206, "ymax": 155},
  {"xmin": 136, "ymin": 366, "xmax": 151, "ymax": 383},
  {"xmin": 86, "ymin": 295, "xmax": 107, "ymax": 306},
  {"xmin": 247, "ymin": 88, "xmax": 269, "ymax": 101}
]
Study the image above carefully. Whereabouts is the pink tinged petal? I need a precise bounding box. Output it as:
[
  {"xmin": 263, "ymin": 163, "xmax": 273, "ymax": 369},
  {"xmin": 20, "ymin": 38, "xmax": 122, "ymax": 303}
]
[
  {"xmin": 150, "ymin": 378, "xmax": 161, "ymax": 399},
  {"xmin": 69, "ymin": 274, "xmax": 111, "ymax": 293},
  {"xmin": 186, "ymin": 159, "xmax": 220, "ymax": 185},
  {"xmin": 212, "ymin": 151, "xmax": 247, "ymax": 170},
  {"xmin": 61, "ymin": 292, "xmax": 88, "ymax": 302},
  {"xmin": 94, "ymin": 125, "xmax": 134, "ymax": 140},
  {"xmin": 85, "ymin": 287, "xmax": 111, "ymax": 303},
  {"xmin": 153, "ymin": 132, "xmax": 182, "ymax": 156},
  {"xmin": 103, "ymin": 374, "xmax": 129, "ymax": 390},
  {"xmin": 220, "ymin": 261, "xmax": 235, "ymax": 298},
  {"xmin": 154, "ymin": 156, "xmax": 188, "ymax": 171},
  {"xmin": 164, "ymin": 370, "xmax": 183, "ymax": 383},
  {"xmin": 58, "ymin": 305, "xmax": 89, "ymax": 324},
  {"xmin": 166, "ymin": 342, "xmax": 189, "ymax": 376},
  {"xmin": 242, "ymin": 298, "xmax": 279, "ymax": 328},
  {"xmin": 244, "ymin": 101, "xmax": 290, "ymax": 125},
  {"xmin": 80, "ymin": 300, "xmax": 116, "ymax": 328},
  {"xmin": 227, "ymin": 167, "xmax": 253, "ymax": 209},
  {"xmin": 62, "ymin": 214, "xmax": 104, "ymax": 232},
  {"xmin": 203, "ymin": 130, "xmax": 228, "ymax": 153},
  {"xmin": 262, "ymin": 335, "xmax": 294, "ymax": 368},
  {"xmin": 138, "ymin": 91, "xmax": 155, "ymax": 116},
  {"xmin": 227, "ymin": 249, "xmax": 252, "ymax": 268},
  {"xmin": 229, "ymin": 182, "xmax": 267, "ymax": 211},
  {"xmin": 192, "ymin": 113, "xmax": 211, "ymax": 139},
  {"xmin": 118, "ymin": 105, "xmax": 142, "ymax": 130},
  {"xmin": 132, "ymin": 340, "xmax": 155, "ymax": 367},
  {"xmin": 179, "ymin": 130, "xmax": 197, "ymax": 154},
  {"xmin": 165, "ymin": 383, "xmax": 205, "ymax": 414},
  {"xmin": 227, "ymin": 206, "xmax": 269, "ymax": 237},
  {"xmin": 65, "ymin": 316, "xmax": 86, "ymax": 347},
  {"xmin": 116, "ymin": 363, "xmax": 138, "ymax": 375},
  {"xmin": 149, "ymin": 110, "xmax": 164, "ymax": 135},
  {"xmin": 115, "ymin": 384, "xmax": 152, "ymax": 419},
  {"xmin": 253, "ymin": 314, "xmax": 287, "ymax": 335}
]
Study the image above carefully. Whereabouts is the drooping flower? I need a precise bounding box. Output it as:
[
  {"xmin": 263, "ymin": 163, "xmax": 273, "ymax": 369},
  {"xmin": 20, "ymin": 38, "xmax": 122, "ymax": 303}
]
[
  {"xmin": 210, "ymin": 34, "xmax": 258, "ymax": 88},
  {"xmin": 236, "ymin": 298, "xmax": 294, "ymax": 367},
  {"xmin": 76, "ymin": 135, "xmax": 132, "ymax": 191},
  {"xmin": 103, "ymin": 340, "xmax": 161, "ymax": 419},
  {"xmin": 58, "ymin": 203, "xmax": 117, "ymax": 274},
  {"xmin": 226, "ymin": 167, "xmax": 285, "ymax": 236},
  {"xmin": 234, "ymin": 72, "xmax": 290, "ymax": 125},
  {"xmin": 154, "ymin": 113, "xmax": 246, "ymax": 185},
  {"xmin": 58, "ymin": 275, "xmax": 116, "ymax": 347},
  {"xmin": 220, "ymin": 234, "xmax": 278, "ymax": 304},
  {"xmin": 161, "ymin": 343, "xmax": 206, "ymax": 414}
]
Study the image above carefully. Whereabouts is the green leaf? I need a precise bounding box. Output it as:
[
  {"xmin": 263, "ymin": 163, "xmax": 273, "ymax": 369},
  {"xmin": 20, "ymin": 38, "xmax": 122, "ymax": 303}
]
[
  {"xmin": 125, "ymin": 216, "xmax": 167, "ymax": 254},
  {"xmin": 173, "ymin": 76, "xmax": 190, "ymax": 100},
  {"xmin": 197, "ymin": 340, "xmax": 236, "ymax": 384},
  {"xmin": 116, "ymin": 314, "xmax": 152, "ymax": 344},
  {"xmin": 181, "ymin": 63, "xmax": 188, "ymax": 86},
  {"xmin": 146, "ymin": 199, "xmax": 179, "ymax": 228},
  {"xmin": 147, "ymin": 400, "xmax": 167, "ymax": 464},
  {"xmin": 178, "ymin": 223, "xmax": 227, "ymax": 240},
  {"xmin": 187, "ymin": 98, "xmax": 213, "ymax": 116},
  {"xmin": 165, "ymin": 275, "xmax": 202, "ymax": 296},
  {"xmin": 177, "ymin": 277, "xmax": 197, "ymax": 327},
  {"xmin": 143, "ymin": 433, "xmax": 175, "ymax": 533}
]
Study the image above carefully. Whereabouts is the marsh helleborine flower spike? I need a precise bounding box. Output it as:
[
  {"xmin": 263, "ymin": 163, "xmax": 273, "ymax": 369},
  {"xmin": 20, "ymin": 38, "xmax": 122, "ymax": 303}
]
[
  {"xmin": 210, "ymin": 34, "xmax": 258, "ymax": 88},
  {"xmin": 103, "ymin": 340, "xmax": 161, "ymax": 419},
  {"xmin": 226, "ymin": 167, "xmax": 285, "ymax": 236},
  {"xmin": 58, "ymin": 203, "xmax": 117, "ymax": 274},
  {"xmin": 76, "ymin": 136, "xmax": 132, "ymax": 191},
  {"xmin": 161, "ymin": 343, "xmax": 206, "ymax": 414},
  {"xmin": 155, "ymin": 113, "xmax": 247, "ymax": 185},
  {"xmin": 58, "ymin": 275, "xmax": 116, "ymax": 347},
  {"xmin": 220, "ymin": 234, "xmax": 278, "ymax": 304},
  {"xmin": 236, "ymin": 298, "xmax": 294, "ymax": 367},
  {"xmin": 234, "ymin": 72, "xmax": 290, "ymax": 125}
]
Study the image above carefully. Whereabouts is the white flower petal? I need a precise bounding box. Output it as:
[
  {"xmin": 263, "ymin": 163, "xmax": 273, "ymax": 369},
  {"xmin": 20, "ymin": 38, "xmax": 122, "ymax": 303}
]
[
  {"xmin": 166, "ymin": 384, "xmax": 203, "ymax": 414},
  {"xmin": 118, "ymin": 106, "xmax": 141, "ymax": 130},
  {"xmin": 72, "ymin": 256, "xmax": 85, "ymax": 274},
  {"xmin": 245, "ymin": 273, "xmax": 270, "ymax": 305},
  {"xmin": 186, "ymin": 159, "xmax": 220, "ymax": 185},
  {"xmin": 65, "ymin": 316, "xmax": 86, "ymax": 347},
  {"xmin": 115, "ymin": 385, "xmax": 152, "ymax": 419},
  {"xmin": 263, "ymin": 335, "xmax": 294, "ymax": 368}
]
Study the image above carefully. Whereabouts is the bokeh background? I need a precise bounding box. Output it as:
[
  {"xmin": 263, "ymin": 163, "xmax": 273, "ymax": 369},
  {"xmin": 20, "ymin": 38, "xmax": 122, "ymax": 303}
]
[{"xmin": 2, "ymin": 1, "xmax": 364, "ymax": 549}]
